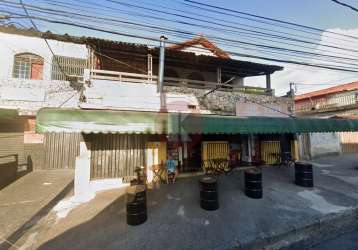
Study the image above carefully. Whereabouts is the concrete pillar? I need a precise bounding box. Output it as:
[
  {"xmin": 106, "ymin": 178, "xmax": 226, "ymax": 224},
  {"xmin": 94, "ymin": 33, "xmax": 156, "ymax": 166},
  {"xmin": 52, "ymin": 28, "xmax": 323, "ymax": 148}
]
[
  {"xmin": 74, "ymin": 140, "xmax": 94, "ymax": 202},
  {"xmin": 266, "ymin": 73, "xmax": 271, "ymax": 90}
]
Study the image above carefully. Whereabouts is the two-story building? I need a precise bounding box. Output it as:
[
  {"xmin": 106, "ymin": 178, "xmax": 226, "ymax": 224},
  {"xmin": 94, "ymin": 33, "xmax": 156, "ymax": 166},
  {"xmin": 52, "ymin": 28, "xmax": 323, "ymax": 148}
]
[
  {"xmin": 295, "ymin": 81, "xmax": 358, "ymax": 158},
  {"xmin": 2, "ymin": 25, "xmax": 358, "ymax": 196}
]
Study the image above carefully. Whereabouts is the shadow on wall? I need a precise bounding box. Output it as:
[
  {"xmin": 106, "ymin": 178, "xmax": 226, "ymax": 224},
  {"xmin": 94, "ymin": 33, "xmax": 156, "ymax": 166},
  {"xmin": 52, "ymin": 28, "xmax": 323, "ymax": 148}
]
[{"xmin": 0, "ymin": 154, "xmax": 33, "ymax": 190}]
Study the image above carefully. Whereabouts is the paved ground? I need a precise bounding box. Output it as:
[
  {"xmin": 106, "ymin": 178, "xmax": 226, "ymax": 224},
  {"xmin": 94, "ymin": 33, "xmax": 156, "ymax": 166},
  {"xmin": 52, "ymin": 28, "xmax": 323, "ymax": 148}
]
[
  {"xmin": 25, "ymin": 154, "xmax": 358, "ymax": 250},
  {"xmin": 0, "ymin": 170, "xmax": 74, "ymax": 249},
  {"xmin": 311, "ymin": 228, "xmax": 358, "ymax": 250}
]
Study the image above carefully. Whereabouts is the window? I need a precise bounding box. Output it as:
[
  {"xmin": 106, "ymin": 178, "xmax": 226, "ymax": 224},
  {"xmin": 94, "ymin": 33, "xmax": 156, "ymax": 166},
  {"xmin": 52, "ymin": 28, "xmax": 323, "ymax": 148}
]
[
  {"xmin": 13, "ymin": 53, "xmax": 44, "ymax": 80},
  {"xmin": 51, "ymin": 55, "xmax": 87, "ymax": 80}
]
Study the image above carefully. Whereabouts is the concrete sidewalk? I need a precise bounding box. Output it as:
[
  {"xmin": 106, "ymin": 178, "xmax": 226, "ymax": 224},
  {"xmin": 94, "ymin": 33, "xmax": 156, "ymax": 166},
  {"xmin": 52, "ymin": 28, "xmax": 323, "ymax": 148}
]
[
  {"xmin": 0, "ymin": 170, "xmax": 74, "ymax": 249},
  {"xmin": 31, "ymin": 155, "xmax": 358, "ymax": 249}
]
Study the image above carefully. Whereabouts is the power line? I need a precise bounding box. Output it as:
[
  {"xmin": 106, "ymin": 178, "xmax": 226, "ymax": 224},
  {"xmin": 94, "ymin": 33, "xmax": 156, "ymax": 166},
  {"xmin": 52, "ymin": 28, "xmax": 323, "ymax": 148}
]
[
  {"xmin": 4, "ymin": 1, "xmax": 358, "ymax": 69},
  {"xmin": 102, "ymin": 0, "xmax": 358, "ymax": 54},
  {"xmin": 18, "ymin": 0, "xmax": 70, "ymax": 82},
  {"xmin": 18, "ymin": 0, "xmax": 83, "ymax": 108},
  {"xmin": 184, "ymin": 0, "xmax": 358, "ymax": 40},
  {"xmin": 40, "ymin": 0, "xmax": 358, "ymax": 60},
  {"xmin": 331, "ymin": 0, "xmax": 358, "ymax": 12},
  {"xmin": 5, "ymin": 9, "xmax": 358, "ymax": 73}
]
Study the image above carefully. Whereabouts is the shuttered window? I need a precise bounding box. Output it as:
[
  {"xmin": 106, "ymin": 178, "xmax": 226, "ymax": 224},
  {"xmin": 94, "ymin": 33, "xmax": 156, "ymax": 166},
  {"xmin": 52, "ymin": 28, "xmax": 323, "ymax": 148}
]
[{"xmin": 51, "ymin": 55, "xmax": 87, "ymax": 80}]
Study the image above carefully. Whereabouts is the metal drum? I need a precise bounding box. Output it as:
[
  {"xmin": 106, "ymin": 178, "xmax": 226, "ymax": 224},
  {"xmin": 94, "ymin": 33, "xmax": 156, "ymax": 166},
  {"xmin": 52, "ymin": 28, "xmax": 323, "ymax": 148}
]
[
  {"xmin": 244, "ymin": 169, "xmax": 263, "ymax": 199},
  {"xmin": 126, "ymin": 185, "xmax": 147, "ymax": 226},
  {"xmin": 295, "ymin": 162, "xmax": 314, "ymax": 187},
  {"xmin": 199, "ymin": 176, "xmax": 219, "ymax": 211}
]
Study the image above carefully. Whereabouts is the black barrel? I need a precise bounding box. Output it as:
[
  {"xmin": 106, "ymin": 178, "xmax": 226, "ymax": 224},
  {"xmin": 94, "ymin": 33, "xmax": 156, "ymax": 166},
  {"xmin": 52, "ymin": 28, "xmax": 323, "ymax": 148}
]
[
  {"xmin": 126, "ymin": 185, "xmax": 147, "ymax": 225},
  {"xmin": 295, "ymin": 162, "xmax": 313, "ymax": 187},
  {"xmin": 199, "ymin": 176, "xmax": 219, "ymax": 211},
  {"xmin": 244, "ymin": 169, "xmax": 262, "ymax": 199}
]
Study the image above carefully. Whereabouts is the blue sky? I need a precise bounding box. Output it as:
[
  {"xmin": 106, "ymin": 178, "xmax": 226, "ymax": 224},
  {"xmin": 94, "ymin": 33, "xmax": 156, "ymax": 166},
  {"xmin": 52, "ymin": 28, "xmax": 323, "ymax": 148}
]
[{"xmin": 2, "ymin": 0, "xmax": 358, "ymax": 94}]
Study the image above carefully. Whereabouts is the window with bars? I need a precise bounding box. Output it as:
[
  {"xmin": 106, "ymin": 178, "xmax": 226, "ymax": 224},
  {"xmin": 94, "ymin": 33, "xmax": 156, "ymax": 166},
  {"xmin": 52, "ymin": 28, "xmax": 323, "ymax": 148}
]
[
  {"xmin": 51, "ymin": 55, "xmax": 87, "ymax": 80},
  {"xmin": 13, "ymin": 53, "xmax": 44, "ymax": 80}
]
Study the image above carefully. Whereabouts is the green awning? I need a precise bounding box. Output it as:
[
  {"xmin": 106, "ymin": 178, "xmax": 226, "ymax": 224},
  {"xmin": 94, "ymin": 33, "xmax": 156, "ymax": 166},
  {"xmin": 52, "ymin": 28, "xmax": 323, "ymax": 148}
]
[
  {"xmin": 181, "ymin": 114, "xmax": 358, "ymax": 134},
  {"xmin": 36, "ymin": 108, "xmax": 180, "ymax": 134},
  {"xmin": 36, "ymin": 108, "xmax": 358, "ymax": 134}
]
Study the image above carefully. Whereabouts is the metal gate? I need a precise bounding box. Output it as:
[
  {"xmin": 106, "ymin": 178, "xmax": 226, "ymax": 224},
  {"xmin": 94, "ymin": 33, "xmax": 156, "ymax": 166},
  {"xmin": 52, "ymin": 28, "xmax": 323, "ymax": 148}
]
[
  {"xmin": 260, "ymin": 141, "xmax": 280, "ymax": 164},
  {"xmin": 340, "ymin": 132, "xmax": 358, "ymax": 153},
  {"xmin": 44, "ymin": 132, "xmax": 80, "ymax": 169},
  {"xmin": 89, "ymin": 134, "xmax": 146, "ymax": 181},
  {"xmin": 202, "ymin": 141, "xmax": 229, "ymax": 171}
]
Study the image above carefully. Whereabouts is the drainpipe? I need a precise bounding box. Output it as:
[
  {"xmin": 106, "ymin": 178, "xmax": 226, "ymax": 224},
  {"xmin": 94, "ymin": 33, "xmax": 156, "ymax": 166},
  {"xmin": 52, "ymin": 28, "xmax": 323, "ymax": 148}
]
[{"xmin": 158, "ymin": 36, "xmax": 168, "ymax": 111}]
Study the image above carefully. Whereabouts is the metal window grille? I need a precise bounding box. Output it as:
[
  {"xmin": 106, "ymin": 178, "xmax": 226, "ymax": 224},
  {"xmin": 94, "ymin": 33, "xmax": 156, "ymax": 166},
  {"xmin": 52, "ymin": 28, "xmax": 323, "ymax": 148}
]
[{"xmin": 51, "ymin": 55, "xmax": 87, "ymax": 80}]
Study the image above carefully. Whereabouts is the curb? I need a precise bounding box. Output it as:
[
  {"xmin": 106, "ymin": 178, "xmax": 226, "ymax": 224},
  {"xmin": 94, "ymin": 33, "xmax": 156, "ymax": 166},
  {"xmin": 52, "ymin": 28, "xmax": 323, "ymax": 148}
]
[{"xmin": 236, "ymin": 206, "xmax": 358, "ymax": 250}]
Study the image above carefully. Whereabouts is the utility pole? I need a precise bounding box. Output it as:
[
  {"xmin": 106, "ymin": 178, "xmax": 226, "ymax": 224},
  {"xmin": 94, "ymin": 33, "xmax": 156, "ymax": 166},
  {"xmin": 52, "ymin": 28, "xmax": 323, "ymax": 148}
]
[{"xmin": 289, "ymin": 82, "xmax": 295, "ymax": 115}]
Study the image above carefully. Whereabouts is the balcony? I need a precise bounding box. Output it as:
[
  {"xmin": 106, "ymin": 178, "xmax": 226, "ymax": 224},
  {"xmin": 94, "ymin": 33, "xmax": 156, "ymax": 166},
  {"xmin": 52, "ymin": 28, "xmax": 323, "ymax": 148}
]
[
  {"xmin": 295, "ymin": 94, "xmax": 358, "ymax": 114},
  {"xmin": 89, "ymin": 69, "xmax": 273, "ymax": 96}
]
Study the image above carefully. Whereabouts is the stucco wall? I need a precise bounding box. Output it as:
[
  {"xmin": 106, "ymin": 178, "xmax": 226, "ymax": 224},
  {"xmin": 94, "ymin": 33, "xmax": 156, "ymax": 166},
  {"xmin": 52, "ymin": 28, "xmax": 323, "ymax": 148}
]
[
  {"xmin": 0, "ymin": 32, "xmax": 87, "ymax": 112},
  {"xmin": 310, "ymin": 132, "xmax": 341, "ymax": 158},
  {"xmin": 82, "ymin": 80, "xmax": 290, "ymax": 115},
  {"xmin": 0, "ymin": 32, "xmax": 87, "ymax": 80}
]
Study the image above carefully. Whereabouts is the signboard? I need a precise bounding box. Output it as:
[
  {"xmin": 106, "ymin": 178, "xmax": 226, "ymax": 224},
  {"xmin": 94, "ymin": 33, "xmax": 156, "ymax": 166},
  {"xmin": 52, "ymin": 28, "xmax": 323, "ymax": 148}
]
[{"xmin": 236, "ymin": 100, "xmax": 289, "ymax": 117}]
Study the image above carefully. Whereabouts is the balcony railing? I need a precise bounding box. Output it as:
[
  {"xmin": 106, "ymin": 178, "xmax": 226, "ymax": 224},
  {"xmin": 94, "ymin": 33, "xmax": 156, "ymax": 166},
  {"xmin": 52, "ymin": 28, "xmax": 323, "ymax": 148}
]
[
  {"xmin": 296, "ymin": 94, "xmax": 358, "ymax": 113},
  {"xmin": 90, "ymin": 69, "xmax": 272, "ymax": 95}
]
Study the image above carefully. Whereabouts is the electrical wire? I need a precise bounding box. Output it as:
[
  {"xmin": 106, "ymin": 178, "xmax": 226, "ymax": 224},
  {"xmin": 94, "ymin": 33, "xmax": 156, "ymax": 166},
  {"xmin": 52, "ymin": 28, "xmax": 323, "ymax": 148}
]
[
  {"xmin": 38, "ymin": 0, "xmax": 358, "ymax": 60},
  {"xmin": 3, "ymin": 1, "xmax": 358, "ymax": 69},
  {"xmin": 4, "ymin": 9, "xmax": 358, "ymax": 73},
  {"xmin": 331, "ymin": 0, "xmax": 358, "ymax": 12},
  {"xmin": 183, "ymin": 0, "xmax": 358, "ymax": 40}
]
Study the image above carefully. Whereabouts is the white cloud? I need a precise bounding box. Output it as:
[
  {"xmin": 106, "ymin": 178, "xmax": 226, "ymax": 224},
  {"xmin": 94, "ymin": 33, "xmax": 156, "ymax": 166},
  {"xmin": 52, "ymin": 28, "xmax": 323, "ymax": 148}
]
[{"xmin": 245, "ymin": 28, "xmax": 358, "ymax": 96}]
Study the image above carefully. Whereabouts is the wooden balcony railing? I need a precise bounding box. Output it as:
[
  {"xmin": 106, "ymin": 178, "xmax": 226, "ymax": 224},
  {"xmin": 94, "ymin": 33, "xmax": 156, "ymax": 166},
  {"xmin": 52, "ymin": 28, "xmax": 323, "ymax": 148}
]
[{"xmin": 90, "ymin": 69, "xmax": 272, "ymax": 95}]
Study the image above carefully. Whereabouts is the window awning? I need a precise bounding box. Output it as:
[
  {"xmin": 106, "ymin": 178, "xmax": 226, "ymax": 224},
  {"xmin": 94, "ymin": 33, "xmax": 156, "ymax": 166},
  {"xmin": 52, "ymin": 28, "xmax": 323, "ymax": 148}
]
[{"xmin": 36, "ymin": 108, "xmax": 358, "ymax": 134}]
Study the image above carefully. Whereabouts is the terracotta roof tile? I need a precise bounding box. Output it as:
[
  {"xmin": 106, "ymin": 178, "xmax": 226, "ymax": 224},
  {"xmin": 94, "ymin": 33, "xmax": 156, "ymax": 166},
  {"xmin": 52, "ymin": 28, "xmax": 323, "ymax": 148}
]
[
  {"xmin": 169, "ymin": 36, "xmax": 231, "ymax": 59},
  {"xmin": 295, "ymin": 81, "xmax": 358, "ymax": 101}
]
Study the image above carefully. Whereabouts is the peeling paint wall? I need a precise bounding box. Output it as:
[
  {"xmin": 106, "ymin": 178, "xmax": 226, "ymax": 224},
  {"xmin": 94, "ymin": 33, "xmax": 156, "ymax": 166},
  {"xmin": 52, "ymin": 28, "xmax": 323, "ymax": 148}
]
[
  {"xmin": 0, "ymin": 32, "xmax": 87, "ymax": 113},
  {"xmin": 165, "ymin": 85, "xmax": 291, "ymax": 115}
]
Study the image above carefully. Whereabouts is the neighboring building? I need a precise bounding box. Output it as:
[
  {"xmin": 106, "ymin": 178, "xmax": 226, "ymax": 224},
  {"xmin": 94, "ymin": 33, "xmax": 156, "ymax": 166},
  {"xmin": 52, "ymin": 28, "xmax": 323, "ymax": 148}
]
[
  {"xmin": 0, "ymin": 26, "xmax": 88, "ymax": 179},
  {"xmin": 295, "ymin": 81, "xmax": 358, "ymax": 158}
]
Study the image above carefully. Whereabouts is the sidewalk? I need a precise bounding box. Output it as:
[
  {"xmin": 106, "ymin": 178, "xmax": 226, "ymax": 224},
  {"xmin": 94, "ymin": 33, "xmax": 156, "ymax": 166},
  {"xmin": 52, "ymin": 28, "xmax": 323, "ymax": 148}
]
[
  {"xmin": 30, "ymin": 155, "xmax": 358, "ymax": 249},
  {"xmin": 0, "ymin": 170, "xmax": 74, "ymax": 249}
]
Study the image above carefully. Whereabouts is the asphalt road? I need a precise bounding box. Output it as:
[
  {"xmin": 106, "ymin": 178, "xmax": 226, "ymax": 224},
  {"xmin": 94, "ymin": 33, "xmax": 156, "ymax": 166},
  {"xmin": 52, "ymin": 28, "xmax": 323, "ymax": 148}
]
[{"xmin": 311, "ymin": 228, "xmax": 358, "ymax": 250}]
